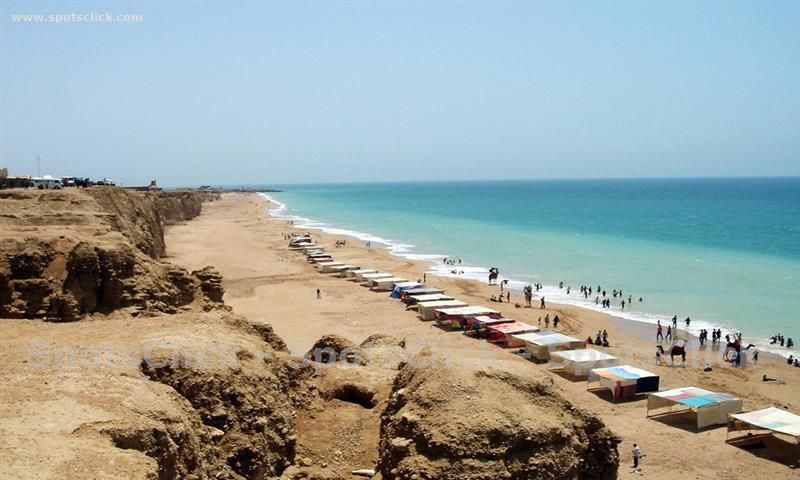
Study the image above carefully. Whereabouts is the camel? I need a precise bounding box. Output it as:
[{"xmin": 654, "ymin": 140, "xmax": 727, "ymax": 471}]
[{"xmin": 657, "ymin": 339, "xmax": 687, "ymax": 366}]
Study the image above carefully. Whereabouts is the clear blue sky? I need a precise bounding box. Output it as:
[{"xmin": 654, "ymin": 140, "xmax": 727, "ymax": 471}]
[{"xmin": 2, "ymin": 1, "xmax": 798, "ymax": 186}]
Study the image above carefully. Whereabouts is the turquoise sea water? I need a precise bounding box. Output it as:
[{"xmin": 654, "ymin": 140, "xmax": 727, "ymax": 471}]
[{"xmin": 261, "ymin": 178, "xmax": 800, "ymax": 355}]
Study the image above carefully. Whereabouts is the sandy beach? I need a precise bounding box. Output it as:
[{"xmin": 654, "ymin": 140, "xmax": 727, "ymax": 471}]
[{"xmin": 163, "ymin": 192, "xmax": 800, "ymax": 479}]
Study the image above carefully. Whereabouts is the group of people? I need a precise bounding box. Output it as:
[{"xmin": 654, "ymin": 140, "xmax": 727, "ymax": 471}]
[
  {"xmin": 595, "ymin": 297, "xmax": 614, "ymax": 308},
  {"xmin": 490, "ymin": 292, "xmax": 511, "ymax": 303},
  {"xmin": 587, "ymin": 329, "xmax": 610, "ymax": 347},
  {"xmin": 443, "ymin": 257, "xmax": 462, "ymax": 265},
  {"xmin": 697, "ymin": 328, "xmax": 724, "ymax": 345},
  {"xmin": 770, "ymin": 334, "xmax": 794, "ymax": 348},
  {"xmin": 537, "ymin": 313, "xmax": 560, "ymax": 329},
  {"xmin": 669, "ymin": 315, "xmax": 691, "ymax": 328},
  {"xmin": 655, "ymin": 320, "xmax": 680, "ymax": 343},
  {"xmin": 787, "ymin": 355, "xmax": 800, "ymax": 367}
]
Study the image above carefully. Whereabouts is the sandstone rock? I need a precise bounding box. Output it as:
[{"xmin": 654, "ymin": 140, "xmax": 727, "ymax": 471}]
[{"xmin": 376, "ymin": 350, "xmax": 620, "ymax": 480}]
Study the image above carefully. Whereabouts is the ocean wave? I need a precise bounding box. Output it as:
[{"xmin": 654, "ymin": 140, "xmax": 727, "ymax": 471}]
[{"xmin": 261, "ymin": 194, "xmax": 794, "ymax": 359}]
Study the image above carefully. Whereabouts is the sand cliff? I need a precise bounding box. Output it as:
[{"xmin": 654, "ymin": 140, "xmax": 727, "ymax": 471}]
[{"xmin": 0, "ymin": 188, "xmax": 223, "ymax": 320}]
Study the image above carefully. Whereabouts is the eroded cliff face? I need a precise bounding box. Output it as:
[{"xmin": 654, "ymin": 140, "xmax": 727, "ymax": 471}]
[
  {"xmin": 86, "ymin": 188, "xmax": 220, "ymax": 259},
  {"xmin": 0, "ymin": 188, "xmax": 223, "ymax": 320},
  {"xmin": 0, "ymin": 312, "xmax": 315, "ymax": 480}
]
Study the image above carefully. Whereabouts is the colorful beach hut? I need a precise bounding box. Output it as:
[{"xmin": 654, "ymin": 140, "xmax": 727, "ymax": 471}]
[
  {"xmin": 512, "ymin": 331, "xmax": 584, "ymax": 361},
  {"xmin": 587, "ymin": 365, "xmax": 660, "ymax": 402},
  {"xmin": 486, "ymin": 321, "xmax": 540, "ymax": 348},
  {"xmin": 389, "ymin": 282, "xmax": 424, "ymax": 298},
  {"xmin": 417, "ymin": 300, "xmax": 469, "ymax": 320},
  {"xmin": 550, "ymin": 349, "xmax": 619, "ymax": 377},
  {"xmin": 434, "ymin": 305, "xmax": 501, "ymax": 330},
  {"xmin": 464, "ymin": 315, "xmax": 514, "ymax": 334},
  {"xmin": 646, "ymin": 387, "xmax": 743, "ymax": 430},
  {"xmin": 727, "ymin": 407, "xmax": 800, "ymax": 462}
]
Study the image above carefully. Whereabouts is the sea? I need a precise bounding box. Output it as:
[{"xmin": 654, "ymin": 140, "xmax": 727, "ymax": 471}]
[{"xmin": 253, "ymin": 178, "xmax": 799, "ymax": 357}]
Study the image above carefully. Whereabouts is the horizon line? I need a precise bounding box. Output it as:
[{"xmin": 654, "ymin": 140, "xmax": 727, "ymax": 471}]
[{"xmin": 167, "ymin": 174, "xmax": 800, "ymax": 189}]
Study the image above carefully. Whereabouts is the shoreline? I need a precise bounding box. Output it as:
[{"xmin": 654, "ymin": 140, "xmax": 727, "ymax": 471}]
[{"xmin": 263, "ymin": 193, "xmax": 795, "ymax": 360}]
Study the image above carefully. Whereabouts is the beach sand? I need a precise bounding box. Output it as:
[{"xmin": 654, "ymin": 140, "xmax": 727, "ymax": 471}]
[{"xmin": 165, "ymin": 193, "xmax": 800, "ymax": 479}]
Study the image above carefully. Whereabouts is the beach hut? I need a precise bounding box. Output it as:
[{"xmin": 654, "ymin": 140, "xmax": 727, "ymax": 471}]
[
  {"xmin": 389, "ymin": 282, "xmax": 424, "ymax": 298},
  {"xmin": 316, "ymin": 262, "xmax": 346, "ymax": 273},
  {"xmin": 512, "ymin": 331, "xmax": 584, "ymax": 361},
  {"xmin": 486, "ymin": 321, "xmax": 540, "ymax": 348},
  {"xmin": 587, "ymin": 365, "xmax": 660, "ymax": 402},
  {"xmin": 417, "ymin": 300, "xmax": 469, "ymax": 320},
  {"xmin": 289, "ymin": 236, "xmax": 313, "ymax": 246},
  {"xmin": 370, "ymin": 277, "xmax": 408, "ymax": 291},
  {"xmin": 404, "ymin": 293, "xmax": 454, "ymax": 305},
  {"xmin": 325, "ymin": 265, "xmax": 358, "ymax": 274},
  {"xmin": 646, "ymin": 387, "xmax": 743, "ymax": 430},
  {"xmin": 402, "ymin": 287, "xmax": 444, "ymax": 298},
  {"xmin": 727, "ymin": 407, "xmax": 800, "ymax": 463},
  {"xmin": 549, "ymin": 349, "xmax": 619, "ymax": 377},
  {"xmin": 359, "ymin": 272, "xmax": 393, "ymax": 282},
  {"xmin": 433, "ymin": 306, "xmax": 501, "ymax": 330},
  {"xmin": 463, "ymin": 315, "xmax": 515, "ymax": 336},
  {"xmin": 345, "ymin": 269, "xmax": 377, "ymax": 279}
]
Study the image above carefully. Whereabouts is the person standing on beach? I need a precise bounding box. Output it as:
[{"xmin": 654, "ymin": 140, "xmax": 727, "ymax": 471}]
[
  {"xmin": 656, "ymin": 322, "xmax": 663, "ymax": 342},
  {"xmin": 632, "ymin": 444, "xmax": 641, "ymax": 469},
  {"xmin": 316, "ymin": 288, "xmax": 321, "ymax": 299},
  {"xmin": 540, "ymin": 297, "xmax": 546, "ymax": 309},
  {"xmin": 553, "ymin": 315, "xmax": 559, "ymax": 329},
  {"xmin": 423, "ymin": 273, "xmax": 426, "ymax": 283},
  {"xmin": 672, "ymin": 315, "xmax": 678, "ymax": 329},
  {"xmin": 665, "ymin": 326, "xmax": 672, "ymax": 343}
]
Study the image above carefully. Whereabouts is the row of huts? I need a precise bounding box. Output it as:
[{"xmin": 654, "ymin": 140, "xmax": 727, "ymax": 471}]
[{"xmin": 288, "ymin": 232, "xmax": 800, "ymax": 462}]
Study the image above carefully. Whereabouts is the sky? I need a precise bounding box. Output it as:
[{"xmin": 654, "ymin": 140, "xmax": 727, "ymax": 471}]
[{"xmin": 1, "ymin": 1, "xmax": 799, "ymax": 187}]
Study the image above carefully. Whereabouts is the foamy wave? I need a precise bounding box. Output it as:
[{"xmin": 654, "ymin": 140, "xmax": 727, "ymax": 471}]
[{"xmin": 260, "ymin": 193, "xmax": 794, "ymax": 358}]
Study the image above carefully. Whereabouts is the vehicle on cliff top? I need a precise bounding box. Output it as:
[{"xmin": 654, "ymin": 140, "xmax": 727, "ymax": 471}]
[{"xmin": 32, "ymin": 175, "xmax": 63, "ymax": 189}]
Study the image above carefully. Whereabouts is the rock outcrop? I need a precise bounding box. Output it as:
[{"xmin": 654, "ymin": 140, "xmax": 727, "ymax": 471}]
[
  {"xmin": 0, "ymin": 188, "xmax": 222, "ymax": 320},
  {"xmin": 376, "ymin": 350, "xmax": 621, "ymax": 480},
  {"xmin": 139, "ymin": 319, "xmax": 314, "ymax": 478},
  {"xmin": 0, "ymin": 311, "xmax": 313, "ymax": 480}
]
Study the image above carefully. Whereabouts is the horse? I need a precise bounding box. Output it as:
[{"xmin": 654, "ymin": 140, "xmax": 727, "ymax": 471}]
[{"xmin": 488, "ymin": 267, "xmax": 499, "ymax": 286}]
